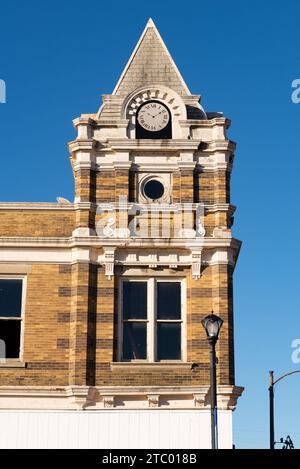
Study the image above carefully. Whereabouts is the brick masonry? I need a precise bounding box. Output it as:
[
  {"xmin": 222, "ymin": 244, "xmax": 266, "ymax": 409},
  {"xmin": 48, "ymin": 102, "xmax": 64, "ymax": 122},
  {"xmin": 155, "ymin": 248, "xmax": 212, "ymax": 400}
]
[{"xmin": 0, "ymin": 21, "xmax": 239, "ymax": 396}]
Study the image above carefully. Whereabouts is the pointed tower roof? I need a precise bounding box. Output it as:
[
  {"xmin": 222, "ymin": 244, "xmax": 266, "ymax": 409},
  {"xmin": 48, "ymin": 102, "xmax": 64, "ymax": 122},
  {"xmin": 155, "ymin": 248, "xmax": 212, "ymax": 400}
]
[{"xmin": 112, "ymin": 18, "xmax": 191, "ymax": 97}]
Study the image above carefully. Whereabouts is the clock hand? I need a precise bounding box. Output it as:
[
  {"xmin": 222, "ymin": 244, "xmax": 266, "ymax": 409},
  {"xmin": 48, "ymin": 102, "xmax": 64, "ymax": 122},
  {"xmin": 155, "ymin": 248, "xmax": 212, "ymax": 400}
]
[{"xmin": 153, "ymin": 111, "xmax": 164, "ymax": 117}]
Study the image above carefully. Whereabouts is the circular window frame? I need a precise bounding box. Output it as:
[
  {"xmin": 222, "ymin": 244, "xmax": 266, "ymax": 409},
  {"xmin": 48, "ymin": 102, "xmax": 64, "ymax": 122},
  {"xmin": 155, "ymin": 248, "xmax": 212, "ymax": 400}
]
[{"xmin": 140, "ymin": 175, "xmax": 170, "ymax": 204}]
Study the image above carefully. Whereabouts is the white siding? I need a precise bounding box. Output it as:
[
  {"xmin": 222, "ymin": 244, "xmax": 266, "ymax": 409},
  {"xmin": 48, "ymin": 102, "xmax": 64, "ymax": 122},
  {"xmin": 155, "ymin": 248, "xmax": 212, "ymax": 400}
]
[{"xmin": 0, "ymin": 410, "xmax": 232, "ymax": 449}]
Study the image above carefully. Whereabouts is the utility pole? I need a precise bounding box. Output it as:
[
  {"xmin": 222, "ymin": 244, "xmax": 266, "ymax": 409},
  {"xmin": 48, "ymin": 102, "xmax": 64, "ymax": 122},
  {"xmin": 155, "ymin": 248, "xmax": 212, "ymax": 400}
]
[
  {"xmin": 269, "ymin": 371, "xmax": 275, "ymax": 450},
  {"xmin": 268, "ymin": 369, "xmax": 300, "ymax": 450}
]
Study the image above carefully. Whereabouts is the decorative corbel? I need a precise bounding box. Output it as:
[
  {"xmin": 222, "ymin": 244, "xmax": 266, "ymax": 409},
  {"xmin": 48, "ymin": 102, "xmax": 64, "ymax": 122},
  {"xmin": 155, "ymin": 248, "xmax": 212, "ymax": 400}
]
[
  {"xmin": 193, "ymin": 393, "xmax": 205, "ymax": 408},
  {"xmin": 169, "ymin": 253, "xmax": 178, "ymax": 269},
  {"xmin": 103, "ymin": 247, "xmax": 116, "ymax": 280},
  {"xmin": 102, "ymin": 395, "xmax": 115, "ymax": 408},
  {"xmin": 149, "ymin": 254, "xmax": 158, "ymax": 268},
  {"xmin": 147, "ymin": 394, "xmax": 160, "ymax": 408},
  {"xmin": 191, "ymin": 249, "xmax": 202, "ymax": 280}
]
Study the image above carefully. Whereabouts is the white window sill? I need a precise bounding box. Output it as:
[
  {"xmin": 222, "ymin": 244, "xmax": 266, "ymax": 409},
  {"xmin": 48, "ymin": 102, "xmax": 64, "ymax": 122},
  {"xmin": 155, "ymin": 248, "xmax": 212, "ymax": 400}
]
[
  {"xmin": 111, "ymin": 362, "xmax": 193, "ymax": 370},
  {"xmin": 0, "ymin": 360, "xmax": 26, "ymax": 368}
]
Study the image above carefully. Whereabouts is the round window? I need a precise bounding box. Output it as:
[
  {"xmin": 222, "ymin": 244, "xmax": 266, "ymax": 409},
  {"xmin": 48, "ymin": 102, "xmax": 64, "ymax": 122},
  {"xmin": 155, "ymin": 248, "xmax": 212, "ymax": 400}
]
[{"xmin": 144, "ymin": 179, "xmax": 164, "ymax": 200}]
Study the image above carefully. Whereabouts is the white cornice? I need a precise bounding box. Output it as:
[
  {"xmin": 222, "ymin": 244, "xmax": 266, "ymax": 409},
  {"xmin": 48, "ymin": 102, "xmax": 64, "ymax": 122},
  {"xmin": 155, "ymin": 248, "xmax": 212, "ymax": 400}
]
[
  {"xmin": 0, "ymin": 202, "xmax": 235, "ymax": 215},
  {"xmin": 0, "ymin": 236, "xmax": 242, "ymax": 251},
  {"xmin": 102, "ymin": 139, "xmax": 200, "ymax": 152},
  {"xmin": 179, "ymin": 117, "xmax": 229, "ymax": 127},
  {"xmin": 0, "ymin": 384, "xmax": 244, "ymax": 411},
  {"xmin": 68, "ymin": 139, "xmax": 95, "ymax": 152},
  {"xmin": 0, "ymin": 203, "xmax": 74, "ymax": 210}
]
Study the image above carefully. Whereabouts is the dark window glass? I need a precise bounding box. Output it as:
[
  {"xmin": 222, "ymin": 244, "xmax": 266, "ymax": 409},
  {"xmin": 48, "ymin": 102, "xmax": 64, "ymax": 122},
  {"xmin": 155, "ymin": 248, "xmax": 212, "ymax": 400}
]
[
  {"xmin": 0, "ymin": 320, "xmax": 21, "ymax": 358},
  {"xmin": 157, "ymin": 323, "xmax": 181, "ymax": 360},
  {"xmin": 157, "ymin": 282, "xmax": 181, "ymax": 319},
  {"xmin": 144, "ymin": 180, "xmax": 164, "ymax": 200},
  {"xmin": 123, "ymin": 322, "xmax": 147, "ymax": 360},
  {"xmin": 0, "ymin": 280, "xmax": 22, "ymax": 317},
  {"xmin": 123, "ymin": 282, "xmax": 147, "ymax": 319}
]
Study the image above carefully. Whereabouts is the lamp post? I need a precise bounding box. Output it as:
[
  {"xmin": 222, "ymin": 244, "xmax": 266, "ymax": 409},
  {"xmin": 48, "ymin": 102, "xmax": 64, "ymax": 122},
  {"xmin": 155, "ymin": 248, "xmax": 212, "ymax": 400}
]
[
  {"xmin": 269, "ymin": 369, "xmax": 300, "ymax": 449},
  {"xmin": 201, "ymin": 312, "xmax": 223, "ymax": 449}
]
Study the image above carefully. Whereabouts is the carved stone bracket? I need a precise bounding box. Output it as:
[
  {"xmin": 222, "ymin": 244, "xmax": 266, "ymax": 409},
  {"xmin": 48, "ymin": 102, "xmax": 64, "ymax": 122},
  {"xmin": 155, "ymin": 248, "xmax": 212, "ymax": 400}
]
[
  {"xmin": 149, "ymin": 254, "xmax": 158, "ymax": 268},
  {"xmin": 103, "ymin": 247, "xmax": 116, "ymax": 280},
  {"xmin": 102, "ymin": 395, "xmax": 115, "ymax": 408},
  {"xmin": 169, "ymin": 253, "xmax": 178, "ymax": 269},
  {"xmin": 66, "ymin": 386, "xmax": 92, "ymax": 411},
  {"xmin": 147, "ymin": 394, "xmax": 160, "ymax": 408},
  {"xmin": 193, "ymin": 393, "xmax": 205, "ymax": 408},
  {"xmin": 191, "ymin": 249, "xmax": 202, "ymax": 280},
  {"xmin": 216, "ymin": 386, "xmax": 244, "ymax": 410}
]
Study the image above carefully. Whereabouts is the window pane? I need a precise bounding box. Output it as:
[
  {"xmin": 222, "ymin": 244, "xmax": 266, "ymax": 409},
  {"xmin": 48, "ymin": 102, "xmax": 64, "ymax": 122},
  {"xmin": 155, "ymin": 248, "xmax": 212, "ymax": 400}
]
[
  {"xmin": 157, "ymin": 282, "xmax": 181, "ymax": 319},
  {"xmin": 123, "ymin": 281, "xmax": 147, "ymax": 319},
  {"xmin": 0, "ymin": 280, "xmax": 23, "ymax": 317},
  {"xmin": 157, "ymin": 323, "xmax": 181, "ymax": 360},
  {"xmin": 0, "ymin": 320, "xmax": 21, "ymax": 358},
  {"xmin": 123, "ymin": 322, "xmax": 147, "ymax": 360}
]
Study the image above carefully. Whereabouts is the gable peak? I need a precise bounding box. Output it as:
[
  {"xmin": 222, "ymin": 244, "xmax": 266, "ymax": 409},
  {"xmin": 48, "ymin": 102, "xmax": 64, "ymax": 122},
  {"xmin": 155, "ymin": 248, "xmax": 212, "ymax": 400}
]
[{"xmin": 112, "ymin": 19, "xmax": 191, "ymax": 97}]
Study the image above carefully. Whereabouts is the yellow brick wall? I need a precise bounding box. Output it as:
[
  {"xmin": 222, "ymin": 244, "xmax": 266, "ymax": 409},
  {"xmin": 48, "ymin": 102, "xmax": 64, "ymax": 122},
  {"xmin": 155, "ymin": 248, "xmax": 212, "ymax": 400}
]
[
  {"xmin": 0, "ymin": 210, "xmax": 75, "ymax": 237},
  {"xmin": 0, "ymin": 264, "xmax": 71, "ymax": 385},
  {"xmin": 0, "ymin": 263, "xmax": 234, "ymax": 387},
  {"xmin": 196, "ymin": 170, "xmax": 230, "ymax": 205}
]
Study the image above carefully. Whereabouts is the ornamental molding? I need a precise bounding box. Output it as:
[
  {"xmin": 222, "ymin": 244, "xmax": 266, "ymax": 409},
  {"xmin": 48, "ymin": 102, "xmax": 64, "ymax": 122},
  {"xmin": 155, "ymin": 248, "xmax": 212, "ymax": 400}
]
[
  {"xmin": 0, "ymin": 237, "xmax": 241, "ymax": 251},
  {"xmin": 123, "ymin": 85, "xmax": 187, "ymax": 122},
  {"xmin": 102, "ymin": 395, "xmax": 115, "ymax": 408},
  {"xmin": 191, "ymin": 249, "xmax": 203, "ymax": 280},
  {"xmin": 193, "ymin": 393, "xmax": 206, "ymax": 408},
  {"xmin": 147, "ymin": 394, "xmax": 160, "ymax": 408},
  {"xmin": 103, "ymin": 247, "xmax": 116, "ymax": 280},
  {"xmin": 0, "ymin": 385, "xmax": 244, "ymax": 411}
]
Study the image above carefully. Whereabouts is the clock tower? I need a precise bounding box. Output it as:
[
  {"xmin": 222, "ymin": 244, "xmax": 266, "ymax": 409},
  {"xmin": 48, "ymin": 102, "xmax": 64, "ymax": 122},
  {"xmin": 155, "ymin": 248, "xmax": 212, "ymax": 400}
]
[
  {"xmin": 68, "ymin": 18, "xmax": 243, "ymax": 446},
  {"xmin": 0, "ymin": 18, "xmax": 243, "ymax": 449}
]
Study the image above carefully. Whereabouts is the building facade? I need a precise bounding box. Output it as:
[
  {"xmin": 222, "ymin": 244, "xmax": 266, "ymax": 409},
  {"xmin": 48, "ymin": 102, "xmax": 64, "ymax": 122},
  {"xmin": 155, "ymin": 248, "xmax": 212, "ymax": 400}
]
[{"xmin": 0, "ymin": 19, "xmax": 243, "ymax": 448}]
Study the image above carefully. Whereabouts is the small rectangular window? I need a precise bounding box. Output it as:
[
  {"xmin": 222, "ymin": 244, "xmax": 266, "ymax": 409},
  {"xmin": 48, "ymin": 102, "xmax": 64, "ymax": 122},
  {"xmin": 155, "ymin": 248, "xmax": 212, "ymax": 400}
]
[
  {"xmin": 122, "ymin": 281, "xmax": 148, "ymax": 360},
  {"xmin": 123, "ymin": 322, "xmax": 147, "ymax": 360},
  {"xmin": 157, "ymin": 282, "xmax": 181, "ymax": 319},
  {"xmin": 157, "ymin": 323, "xmax": 181, "ymax": 360},
  {"xmin": 0, "ymin": 280, "xmax": 22, "ymax": 317},
  {"xmin": 123, "ymin": 281, "xmax": 147, "ymax": 319},
  {"xmin": 0, "ymin": 279, "xmax": 23, "ymax": 359},
  {"xmin": 156, "ymin": 281, "xmax": 182, "ymax": 360}
]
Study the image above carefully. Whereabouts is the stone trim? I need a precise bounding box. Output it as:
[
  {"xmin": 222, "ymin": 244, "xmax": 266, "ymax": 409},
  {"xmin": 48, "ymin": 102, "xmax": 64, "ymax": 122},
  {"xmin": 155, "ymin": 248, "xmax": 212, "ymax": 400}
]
[
  {"xmin": 0, "ymin": 360, "xmax": 27, "ymax": 368},
  {"xmin": 110, "ymin": 362, "xmax": 193, "ymax": 371},
  {"xmin": 0, "ymin": 385, "xmax": 244, "ymax": 411},
  {"xmin": 0, "ymin": 203, "xmax": 74, "ymax": 210},
  {"xmin": 0, "ymin": 264, "xmax": 32, "ymax": 274}
]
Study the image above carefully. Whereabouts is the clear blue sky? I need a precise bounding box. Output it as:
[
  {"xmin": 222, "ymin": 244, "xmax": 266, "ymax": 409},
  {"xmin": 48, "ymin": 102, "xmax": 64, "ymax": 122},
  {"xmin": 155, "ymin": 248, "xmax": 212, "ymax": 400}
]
[{"xmin": 1, "ymin": 0, "xmax": 300, "ymax": 449}]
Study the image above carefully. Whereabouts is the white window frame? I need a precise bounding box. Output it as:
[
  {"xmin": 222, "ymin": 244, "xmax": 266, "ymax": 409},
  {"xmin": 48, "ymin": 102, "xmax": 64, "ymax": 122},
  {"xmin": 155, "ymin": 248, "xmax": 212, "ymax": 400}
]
[
  {"xmin": 0, "ymin": 275, "xmax": 26, "ymax": 361},
  {"xmin": 118, "ymin": 277, "xmax": 186, "ymax": 362}
]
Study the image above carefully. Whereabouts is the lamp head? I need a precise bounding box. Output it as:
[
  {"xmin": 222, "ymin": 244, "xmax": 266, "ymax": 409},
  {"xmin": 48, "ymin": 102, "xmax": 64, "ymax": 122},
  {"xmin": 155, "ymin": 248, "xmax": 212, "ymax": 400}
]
[{"xmin": 201, "ymin": 311, "xmax": 223, "ymax": 342}]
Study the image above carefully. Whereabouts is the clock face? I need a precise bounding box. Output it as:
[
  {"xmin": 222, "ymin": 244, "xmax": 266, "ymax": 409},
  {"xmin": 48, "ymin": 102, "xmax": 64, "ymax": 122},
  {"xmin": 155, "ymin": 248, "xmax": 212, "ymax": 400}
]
[{"xmin": 137, "ymin": 101, "xmax": 170, "ymax": 132}]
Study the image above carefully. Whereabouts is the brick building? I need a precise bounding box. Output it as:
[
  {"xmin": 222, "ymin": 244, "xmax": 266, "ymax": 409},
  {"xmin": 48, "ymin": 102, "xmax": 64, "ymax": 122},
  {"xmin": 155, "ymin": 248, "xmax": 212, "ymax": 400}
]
[{"xmin": 0, "ymin": 19, "xmax": 243, "ymax": 448}]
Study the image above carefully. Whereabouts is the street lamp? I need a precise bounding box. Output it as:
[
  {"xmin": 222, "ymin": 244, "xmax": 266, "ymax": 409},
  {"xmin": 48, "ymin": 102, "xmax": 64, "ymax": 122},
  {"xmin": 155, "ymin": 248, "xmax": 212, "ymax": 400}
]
[
  {"xmin": 269, "ymin": 369, "xmax": 300, "ymax": 449},
  {"xmin": 201, "ymin": 312, "xmax": 223, "ymax": 449}
]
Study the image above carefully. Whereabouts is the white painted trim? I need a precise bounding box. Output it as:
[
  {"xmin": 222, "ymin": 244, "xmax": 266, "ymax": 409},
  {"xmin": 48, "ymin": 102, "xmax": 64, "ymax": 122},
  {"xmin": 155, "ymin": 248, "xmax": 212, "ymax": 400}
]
[
  {"xmin": 0, "ymin": 203, "xmax": 74, "ymax": 210},
  {"xmin": 110, "ymin": 362, "xmax": 193, "ymax": 370},
  {"xmin": 0, "ymin": 245, "xmax": 238, "ymax": 270},
  {"xmin": 0, "ymin": 385, "xmax": 244, "ymax": 412}
]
